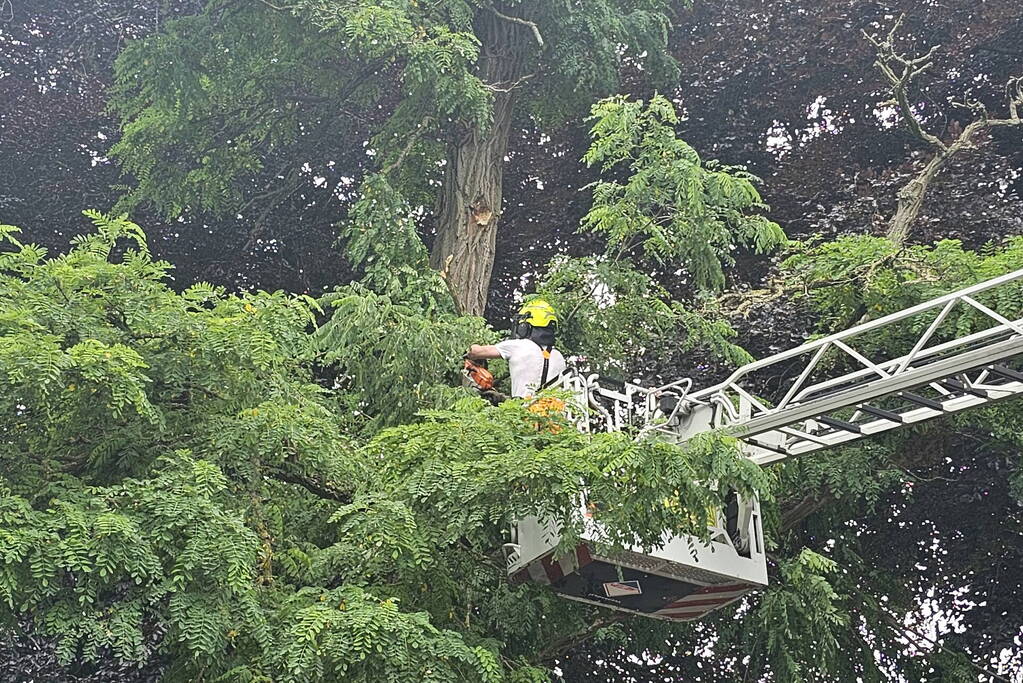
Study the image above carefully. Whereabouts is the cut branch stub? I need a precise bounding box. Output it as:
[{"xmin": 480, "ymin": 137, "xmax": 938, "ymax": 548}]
[{"xmin": 471, "ymin": 198, "xmax": 494, "ymax": 227}]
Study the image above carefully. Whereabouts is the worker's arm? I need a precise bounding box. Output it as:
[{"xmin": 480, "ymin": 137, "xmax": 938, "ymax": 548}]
[{"xmin": 467, "ymin": 344, "xmax": 502, "ymax": 360}]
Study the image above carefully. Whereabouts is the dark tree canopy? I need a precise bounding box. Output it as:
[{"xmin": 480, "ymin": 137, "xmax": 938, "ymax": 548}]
[{"xmin": 0, "ymin": 0, "xmax": 355, "ymax": 294}]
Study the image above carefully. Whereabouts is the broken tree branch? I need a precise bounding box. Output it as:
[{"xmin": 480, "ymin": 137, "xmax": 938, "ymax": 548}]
[{"xmin": 864, "ymin": 17, "xmax": 1023, "ymax": 245}]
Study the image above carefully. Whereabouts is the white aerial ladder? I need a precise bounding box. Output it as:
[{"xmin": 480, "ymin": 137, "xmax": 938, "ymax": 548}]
[{"xmin": 504, "ymin": 267, "xmax": 1023, "ymax": 622}]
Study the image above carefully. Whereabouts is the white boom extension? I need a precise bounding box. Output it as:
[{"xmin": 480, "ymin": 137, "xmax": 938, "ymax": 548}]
[{"xmin": 506, "ymin": 267, "xmax": 1023, "ymax": 622}]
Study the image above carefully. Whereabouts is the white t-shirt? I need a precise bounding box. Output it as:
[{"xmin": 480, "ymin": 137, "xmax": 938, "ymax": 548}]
[{"xmin": 495, "ymin": 339, "xmax": 567, "ymax": 398}]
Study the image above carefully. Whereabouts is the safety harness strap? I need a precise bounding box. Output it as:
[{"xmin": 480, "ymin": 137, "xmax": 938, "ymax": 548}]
[{"xmin": 539, "ymin": 346, "xmax": 551, "ymax": 389}]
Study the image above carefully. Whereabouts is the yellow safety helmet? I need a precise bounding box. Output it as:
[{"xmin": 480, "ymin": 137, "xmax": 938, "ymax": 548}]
[{"xmin": 517, "ymin": 299, "xmax": 558, "ymax": 328}]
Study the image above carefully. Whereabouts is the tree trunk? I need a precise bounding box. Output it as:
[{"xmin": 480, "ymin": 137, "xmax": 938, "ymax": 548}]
[{"xmin": 430, "ymin": 12, "xmax": 525, "ymax": 317}]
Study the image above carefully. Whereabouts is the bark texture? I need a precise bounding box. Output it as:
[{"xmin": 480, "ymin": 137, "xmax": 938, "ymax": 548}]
[
  {"xmin": 430, "ymin": 11, "xmax": 527, "ymax": 316},
  {"xmin": 887, "ymin": 115, "xmax": 1023, "ymax": 245}
]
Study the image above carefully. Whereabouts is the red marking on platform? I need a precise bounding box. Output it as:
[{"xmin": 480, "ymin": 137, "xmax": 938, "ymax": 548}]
[{"xmin": 542, "ymin": 556, "xmax": 564, "ymax": 582}]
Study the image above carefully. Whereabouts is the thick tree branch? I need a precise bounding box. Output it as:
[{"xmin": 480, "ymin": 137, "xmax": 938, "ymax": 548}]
[
  {"xmin": 885, "ymin": 103, "xmax": 1022, "ymax": 245},
  {"xmin": 269, "ymin": 468, "xmax": 353, "ymax": 503},
  {"xmin": 329, "ymin": 56, "xmax": 391, "ymax": 105},
  {"xmin": 780, "ymin": 489, "xmax": 833, "ymax": 531},
  {"xmin": 486, "ymin": 5, "xmax": 543, "ymax": 47},
  {"xmin": 536, "ymin": 612, "xmax": 630, "ymax": 664}
]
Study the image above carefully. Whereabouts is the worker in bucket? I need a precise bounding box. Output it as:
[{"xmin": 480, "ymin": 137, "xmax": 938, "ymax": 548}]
[{"xmin": 466, "ymin": 299, "xmax": 567, "ymax": 399}]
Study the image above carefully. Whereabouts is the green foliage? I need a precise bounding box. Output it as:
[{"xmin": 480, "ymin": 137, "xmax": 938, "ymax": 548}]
[
  {"xmin": 530, "ymin": 95, "xmax": 783, "ymax": 374},
  {"xmin": 269, "ymin": 586, "xmax": 499, "ymax": 683},
  {"xmin": 371, "ymin": 397, "xmax": 770, "ymax": 552},
  {"xmin": 0, "ymin": 214, "xmax": 499, "ymax": 680},
  {"xmin": 1, "ymin": 453, "xmax": 265, "ymax": 665},
  {"xmin": 2, "ymin": 215, "xmax": 776, "ymax": 680},
  {"xmin": 109, "ymin": 4, "xmax": 334, "ymax": 216},
  {"xmin": 779, "ymin": 440, "xmax": 905, "ymax": 511},
  {"xmin": 523, "ymin": 2, "xmax": 681, "ymax": 123},
  {"xmin": 758, "ymin": 549, "xmax": 850, "ymax": 682},
  {"xmin": 536, "ymin": 255, "xmax": 751, "ymax": 374},
  {"xmin": 928, "ymin": 650, "xmax": 983, "ymax": 683},
  {"xmin": 310, "ymin": 284, "xmax": 490, "ymax": 430},
  {"xmin": 782, "ymin": 234, "xmax": 1023, "ymax": 332},
  {"xmin": 339, "ymin": 173, "xmax": 453, "ymax": 306},
  {"xmin": 310, "ymin": 172, "xmax": 493, "ymax": 430},
  {"xmin": 581, "ymin": 95, "xmax": 786, "ymax": 292},
  {"xmin": 109, "ymin": 0, "xmax": 680, "ymax": 220}
]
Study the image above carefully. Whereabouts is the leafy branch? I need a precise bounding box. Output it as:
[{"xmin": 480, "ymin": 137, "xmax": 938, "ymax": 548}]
[{"xmin": 380, "ymin": 117, "xmax": 433, "ymax": 176}]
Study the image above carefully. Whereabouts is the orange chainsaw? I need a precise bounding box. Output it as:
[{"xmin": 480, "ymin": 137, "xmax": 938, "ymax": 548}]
[{"xmin": 463, "ymin": 358, "xmax": 495, "ymax": 391}]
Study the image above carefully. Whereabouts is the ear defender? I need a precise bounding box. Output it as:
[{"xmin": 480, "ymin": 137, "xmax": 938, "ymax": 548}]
[{"xmin": 514, "ymin": 321, "xmax": 533, "ymax": 339}]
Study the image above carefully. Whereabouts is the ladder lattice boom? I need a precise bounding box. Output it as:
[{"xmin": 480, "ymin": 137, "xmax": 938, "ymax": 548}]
[{"xmin": 559, "ymin": 266, "xmax": 1023, "ymax": 465}]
